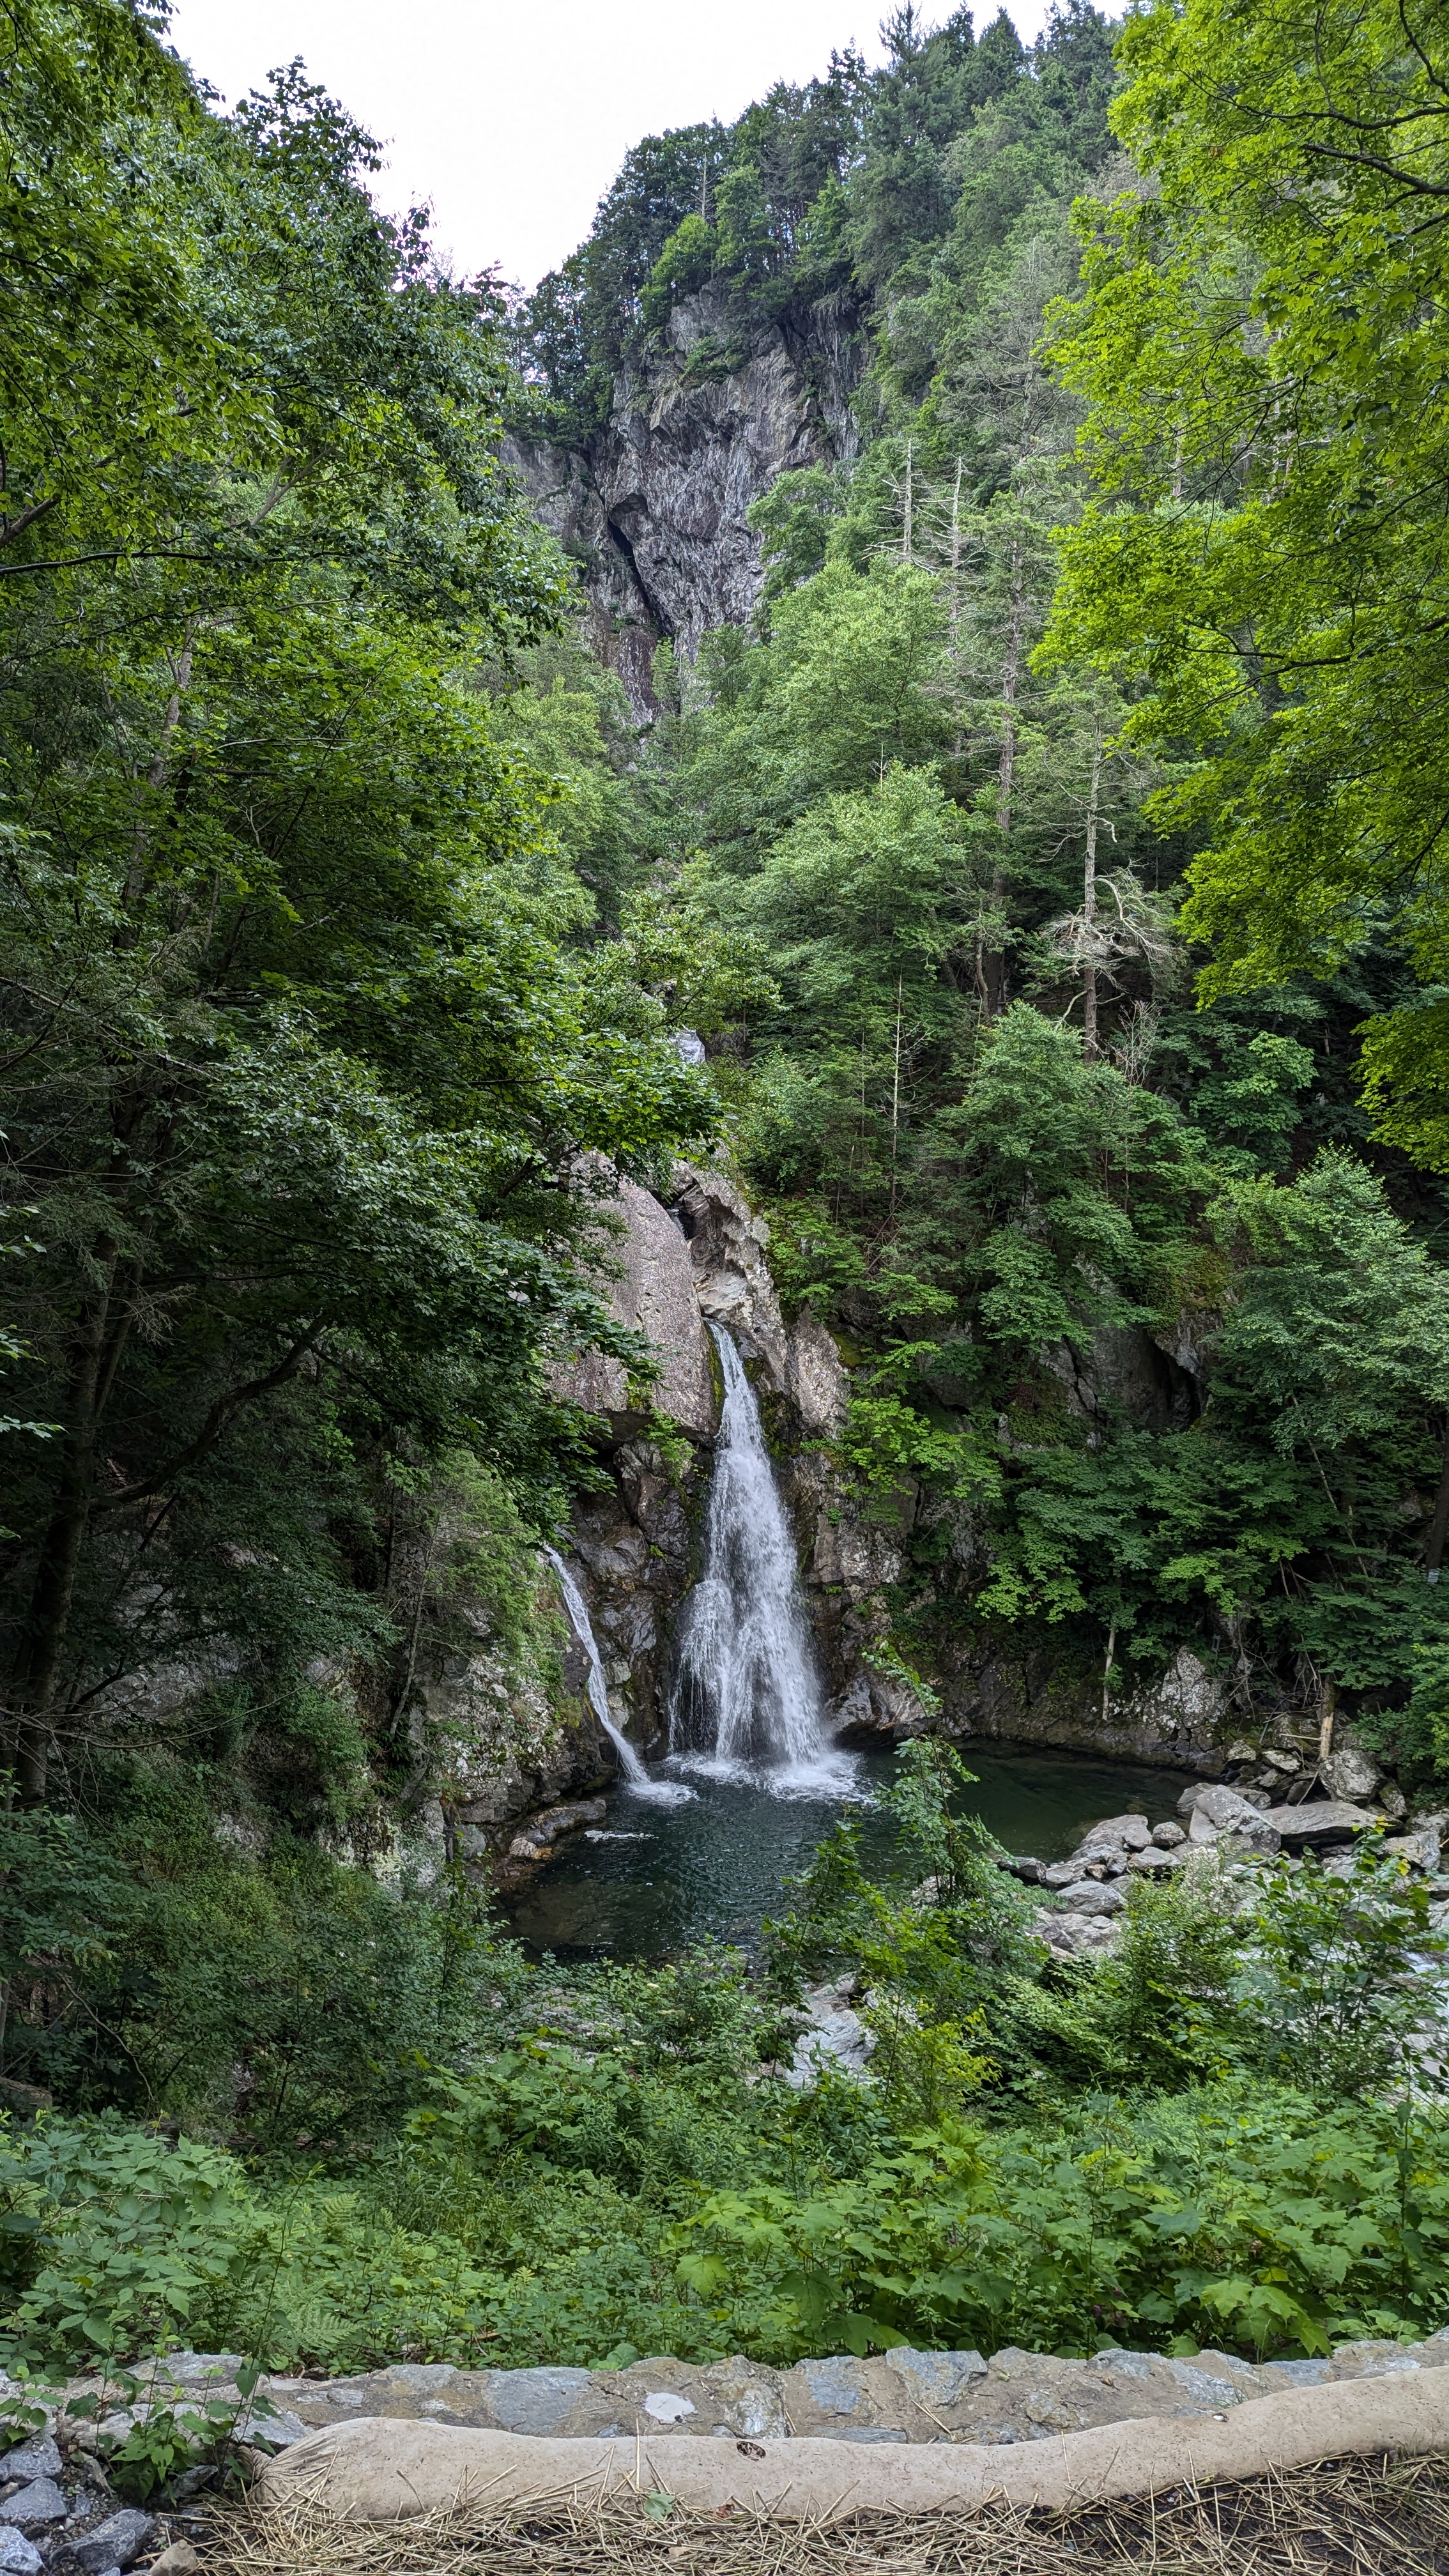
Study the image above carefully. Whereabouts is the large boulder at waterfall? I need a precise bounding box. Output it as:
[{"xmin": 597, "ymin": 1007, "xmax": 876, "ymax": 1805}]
[
  {"xmin": 1055, "ymin": 1880, "xmax": 1127, "ymax": 1915},
  {"xmin": 671, "ymin": 1162, "xmax": 850, "ymax": 1434},
  {"xmin": 550, "ymin": 1177, "xmax": 716, "ymax": 1443},
  {"xmin": 1325, "ymin": 1740, "xmax": 1382, "ymax": 1802}
]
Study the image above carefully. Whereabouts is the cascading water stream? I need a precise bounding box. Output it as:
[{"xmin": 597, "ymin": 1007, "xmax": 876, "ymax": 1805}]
[
  {"xmin": 544, "ymin": 1546, "xmax": 691, "ymax": 1805},
  {"xmin": 668, "ymin": 1323, "xmax": 853, "ymax": 1794}
]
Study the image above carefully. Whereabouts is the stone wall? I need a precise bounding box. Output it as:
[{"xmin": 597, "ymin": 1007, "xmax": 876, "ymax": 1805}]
[{"xmin": 80, "ymin": 2328, "xmax": 1449, "ymax": 2462}]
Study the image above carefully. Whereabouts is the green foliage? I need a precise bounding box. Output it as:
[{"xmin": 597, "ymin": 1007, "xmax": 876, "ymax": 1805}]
[
  {"xmin": 0, "ymin": 2117, "xmax": 256, "ymax": 2370},
  {"xmin": 0, "ymin": 1773, "xmax": 502, "ymax": 2142},
  {"xmin": 1229, "ymin": 1843, "xmax": 1446, "ymax": 2098},
  {"xmin": 3, "ymin": 1751, "xmax": 1448, "ymax": 2382},
  {"xmin": 1018, "ymin": 1870, "xmax": 1242, "ymax": 2092},
  {"xmin": 678, "ymin": 2086, "xmax": 1449, "ymax": 2362},
  {"xmin": 1045, "ymin": 0, "xmax": 1449, "ymax": 1173},
  {"xmin": 0, "ymin": 36, "xmax": 714, "ymax": 1805}
]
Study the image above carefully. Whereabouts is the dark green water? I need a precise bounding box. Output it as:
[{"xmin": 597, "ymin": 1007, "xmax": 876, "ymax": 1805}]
[{"xmin": 506, "ymin": 1741, "xmax": 1193, "ymax": 1962}]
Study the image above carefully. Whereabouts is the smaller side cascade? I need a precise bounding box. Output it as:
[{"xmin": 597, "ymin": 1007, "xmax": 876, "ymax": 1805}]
[{"xmin": 545, "ymin": 1547, "xmax": 691, "ymax": 1805}]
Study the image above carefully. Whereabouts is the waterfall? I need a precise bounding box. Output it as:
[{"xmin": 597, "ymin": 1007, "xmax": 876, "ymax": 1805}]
[
  {"xmin": 545, "ymin": 1547, "xmax": 691, "ymax": 1806},
  {"xmin": 669, "ymin": 1324, "xmax": 850, "ymax": 1794}
]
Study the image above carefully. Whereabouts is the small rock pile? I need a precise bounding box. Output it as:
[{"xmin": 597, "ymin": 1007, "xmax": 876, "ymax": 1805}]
[
  {"xmin": 0, "ymin": 2428, "xmax": 195, "ymax": 2576},
  {"xmin": 999, "ymin": 1784, "xmax": 1448, "ymax": 1959}
]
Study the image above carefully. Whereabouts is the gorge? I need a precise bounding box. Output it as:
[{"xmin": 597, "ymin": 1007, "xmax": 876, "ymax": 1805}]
[{"xmin": 3, "ymin": 0, "xmax": 1449, "ymax": 2432}]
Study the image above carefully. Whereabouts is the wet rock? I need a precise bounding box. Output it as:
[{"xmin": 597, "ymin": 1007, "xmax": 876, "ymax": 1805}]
[
  {"xmin": 505, "ymin": 1797, "xmax": 608, "ymax": 1862},
  {"xmin": 673, "ymin": 1162, "xmax": 790, "ymax": 1390}
]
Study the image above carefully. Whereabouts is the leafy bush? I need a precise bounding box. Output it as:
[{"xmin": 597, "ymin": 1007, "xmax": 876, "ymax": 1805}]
[
  {"xmin": 0, "ymin": 2119, "xmax": 256, "ymax": 2371},
  {"xmin": 0, "ymin": 1779, "xmax": 498, "ymax": 2143},
  {"xmin": 677, "ymin": 2087, "xmax": 1449, "ymax": 2363}
]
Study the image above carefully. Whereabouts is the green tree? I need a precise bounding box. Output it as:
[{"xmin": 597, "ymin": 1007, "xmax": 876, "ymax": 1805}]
[
  {"xmin": 1046, "ymin": 0, "xmax": 1449, "ymax": 1167},
  {"xmin": 0, "ymin": 46, "xmax": 710, "ymax": 1803}
]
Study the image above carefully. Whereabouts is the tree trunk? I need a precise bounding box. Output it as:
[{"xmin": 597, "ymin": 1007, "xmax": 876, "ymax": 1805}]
[
  {"xmin": 8, "ymin": 1245, "xmax": 120, "ymax": 1802},
  {"xmin": 948, "ymin": 457, "xmax": 963, "ymax": 756},
  {"xmin": 1082, "ymin": 724, "xmax": 1104, "ymax": 1060},
  {"xmin": 1426, "ymin": 1415, "xmax": 1449, "ymax": 1582},
  {"xmin": 889, "ymin": 977, "xmax": 903, "ymax": 1220},
  {"xmin": 981, "ymin": 540, "xmax": 1023, "ymax": 1018}
]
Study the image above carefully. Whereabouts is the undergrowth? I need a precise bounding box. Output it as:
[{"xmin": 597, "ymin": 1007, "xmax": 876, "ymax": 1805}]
[{"xmin": 2, "ymin": 1747, "xmax": 1446, "ymax": 2382}]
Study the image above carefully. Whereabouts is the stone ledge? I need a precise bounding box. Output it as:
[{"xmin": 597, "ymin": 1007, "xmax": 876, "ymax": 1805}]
[{"xmin": 25, "ymin": 2328, "xmax": 1446, "ymax": 2460}]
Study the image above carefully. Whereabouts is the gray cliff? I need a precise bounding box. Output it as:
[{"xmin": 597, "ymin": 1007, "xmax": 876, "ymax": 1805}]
[{"xmin": 505, "ymin": 290, "xmax": 862, "ymax": 710}]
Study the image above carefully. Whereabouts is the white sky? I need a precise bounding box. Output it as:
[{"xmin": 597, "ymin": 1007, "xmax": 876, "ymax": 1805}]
[{"xmin": 164, "ymin": 0, "xmax": 1054, "ymax": 295}]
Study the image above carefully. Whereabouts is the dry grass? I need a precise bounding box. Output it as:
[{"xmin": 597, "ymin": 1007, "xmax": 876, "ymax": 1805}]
[{"xmin": 202, "ymin": 2451, "xmax": 1449, "ymax": 2576}]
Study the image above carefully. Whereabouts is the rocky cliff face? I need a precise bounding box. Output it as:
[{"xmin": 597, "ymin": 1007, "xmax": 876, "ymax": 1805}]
[
  {"xmin": 549, "ymin": 1158, "xmax": 924, "ymax": 1758},
  {"xmin": 505, "ymin": 291, "xmax": 862, "ymax": 710}
]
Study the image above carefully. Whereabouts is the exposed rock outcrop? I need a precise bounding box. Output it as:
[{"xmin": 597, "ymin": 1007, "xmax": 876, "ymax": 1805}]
[
  {"xmin": 936, "ymin": 1639, "xmax": 1235, "ymax": 1774},
  {"xmin": 550, "ymin": 1176, "xmax": 716, "ymax": 1445},
  {"xmin": 505, "ymin": 291, "xmax": 862, "ymax": 712}
]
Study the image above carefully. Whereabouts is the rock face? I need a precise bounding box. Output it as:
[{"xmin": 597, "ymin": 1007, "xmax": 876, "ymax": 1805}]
[
  {"xmin": 551, "ymin": 1176, "xmax": 716, "ymax": 1445},
  {"xmin": 938, "ymin": 1639, "xmax": 1234, "ymax": 1774},
  {"xmin": 552, "ymin": 1156, "xmax": 924, "ymax": 1754},
  {"xmin": 785, "ymin": 1979, "xmax": 875, "ymax": 2087},
  {"xmin": 505, "ymin": 291, "xmax": 862, "ymax": 713}
]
